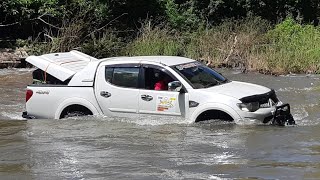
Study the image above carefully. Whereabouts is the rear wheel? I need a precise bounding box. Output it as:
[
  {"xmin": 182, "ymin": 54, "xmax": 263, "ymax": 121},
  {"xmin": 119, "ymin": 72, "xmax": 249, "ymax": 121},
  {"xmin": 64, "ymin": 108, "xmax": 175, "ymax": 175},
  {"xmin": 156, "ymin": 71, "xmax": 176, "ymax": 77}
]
[
  {"xmin": 60, "ymin": 105, "xmax": 93, "ymax": 119},
  {"xmin": 63, "ymin": 111, "xmax": 86, "ymax": 118}
]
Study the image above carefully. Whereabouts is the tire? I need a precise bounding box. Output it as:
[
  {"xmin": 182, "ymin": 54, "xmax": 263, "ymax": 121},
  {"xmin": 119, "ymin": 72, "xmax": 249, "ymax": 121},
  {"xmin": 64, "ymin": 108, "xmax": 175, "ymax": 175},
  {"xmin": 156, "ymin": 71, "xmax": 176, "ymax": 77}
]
[
  {"xmin": 59, "ymin": 105, "xmax": 93, "ymax": 119},
  {"xmin": 63, "ymin": 111, "xmax": 86, "ymax": 119}
]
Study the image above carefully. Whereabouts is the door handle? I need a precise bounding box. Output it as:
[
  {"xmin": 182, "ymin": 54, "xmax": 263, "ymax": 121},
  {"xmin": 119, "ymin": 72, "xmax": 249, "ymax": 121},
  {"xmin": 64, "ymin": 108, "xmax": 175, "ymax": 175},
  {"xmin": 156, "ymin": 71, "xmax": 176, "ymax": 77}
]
[
  {"xmin": 141, "ymin": 95, "xmax": 153, "ymax": 101},
  {"xmin": 100, "ymin": 91, "xmax": 111, "ymax": 98}
]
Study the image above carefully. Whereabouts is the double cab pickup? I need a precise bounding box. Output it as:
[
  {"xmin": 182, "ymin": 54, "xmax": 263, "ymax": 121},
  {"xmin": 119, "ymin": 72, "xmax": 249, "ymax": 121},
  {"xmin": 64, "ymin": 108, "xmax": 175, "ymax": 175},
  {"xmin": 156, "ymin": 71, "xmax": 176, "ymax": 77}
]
[{"xmin": 23, "ymin": 50, "xmax": 295, "ymax": 125}]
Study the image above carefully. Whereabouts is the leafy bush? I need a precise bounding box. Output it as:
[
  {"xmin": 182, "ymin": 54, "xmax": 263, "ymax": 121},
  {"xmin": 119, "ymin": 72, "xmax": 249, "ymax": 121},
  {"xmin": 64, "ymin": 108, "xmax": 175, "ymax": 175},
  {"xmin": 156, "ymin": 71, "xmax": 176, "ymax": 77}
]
[
  {"xmin": 265, "ymin": 18, "xmax": 320, "ymax": 73},
  {"xmin": 162, "ymin": 0, "xmax": 202, "ymax": 30}
]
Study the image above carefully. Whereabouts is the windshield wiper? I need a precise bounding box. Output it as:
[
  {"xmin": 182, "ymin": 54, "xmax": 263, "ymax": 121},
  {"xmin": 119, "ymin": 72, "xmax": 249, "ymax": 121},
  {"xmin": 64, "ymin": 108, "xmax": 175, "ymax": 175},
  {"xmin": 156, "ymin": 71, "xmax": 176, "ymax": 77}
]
[
  {"xmin": 204, "ymin": 81, "xmax": 219, "ymax": 88},
  {"xmin": 221, "ymin": 79, "xmax": 229, "ymax": 83}
]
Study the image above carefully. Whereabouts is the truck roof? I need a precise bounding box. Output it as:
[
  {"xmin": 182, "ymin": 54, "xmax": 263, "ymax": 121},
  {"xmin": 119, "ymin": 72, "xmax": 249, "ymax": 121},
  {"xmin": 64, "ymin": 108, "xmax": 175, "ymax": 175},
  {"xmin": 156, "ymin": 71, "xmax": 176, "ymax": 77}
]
[
  {"xmin": 101, "ymin": 56, "xmax": 195, "ymax": 66},
  {"xmin": 26, "ymin": 51, "xmax": 195, "ymax": 82}
]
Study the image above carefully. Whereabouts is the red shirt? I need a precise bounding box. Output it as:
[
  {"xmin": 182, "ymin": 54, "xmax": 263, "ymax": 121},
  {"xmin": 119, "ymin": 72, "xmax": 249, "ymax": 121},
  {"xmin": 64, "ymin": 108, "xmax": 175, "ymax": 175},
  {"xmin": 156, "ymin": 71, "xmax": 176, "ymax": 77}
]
[{"xmin": 154, "ymin": 80, "xmax": 167, "ymax": 90}]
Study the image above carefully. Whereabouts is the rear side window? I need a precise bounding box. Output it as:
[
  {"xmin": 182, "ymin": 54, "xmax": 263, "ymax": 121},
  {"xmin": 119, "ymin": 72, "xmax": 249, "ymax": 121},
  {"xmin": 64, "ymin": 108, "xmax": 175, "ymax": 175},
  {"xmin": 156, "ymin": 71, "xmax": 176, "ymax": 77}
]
[
  {"xmin": 105, "ymin": 68, "xmax": 114, "ymax": 83},
  {"xmin": 105, "ymin": 67, "xmax": 139, "ymax": 88}
]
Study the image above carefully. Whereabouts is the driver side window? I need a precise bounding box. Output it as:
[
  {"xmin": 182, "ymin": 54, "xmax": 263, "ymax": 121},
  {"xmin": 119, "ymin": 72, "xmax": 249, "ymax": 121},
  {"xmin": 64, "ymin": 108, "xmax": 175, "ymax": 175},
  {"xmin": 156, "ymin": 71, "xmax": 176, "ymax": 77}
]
[{"xmin": 143, "ymin": 67, "xmax": 175, "ymax": 91}]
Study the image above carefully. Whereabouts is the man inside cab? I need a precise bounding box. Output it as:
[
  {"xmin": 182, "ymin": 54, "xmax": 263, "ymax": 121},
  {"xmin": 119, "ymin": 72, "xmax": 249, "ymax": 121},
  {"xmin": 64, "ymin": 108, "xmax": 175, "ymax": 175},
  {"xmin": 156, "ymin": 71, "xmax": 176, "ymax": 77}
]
[{"xmin": 154, "ymin": 73, "xmax": 172, "ymax": 91}]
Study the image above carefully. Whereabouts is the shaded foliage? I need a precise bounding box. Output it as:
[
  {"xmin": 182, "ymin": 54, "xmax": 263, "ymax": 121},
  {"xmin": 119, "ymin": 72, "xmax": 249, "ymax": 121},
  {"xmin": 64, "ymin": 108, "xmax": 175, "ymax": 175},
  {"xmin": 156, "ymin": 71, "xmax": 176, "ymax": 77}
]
[{"xmin": 1, "ymin": 0, "xmax": 319, "ymax": 40}]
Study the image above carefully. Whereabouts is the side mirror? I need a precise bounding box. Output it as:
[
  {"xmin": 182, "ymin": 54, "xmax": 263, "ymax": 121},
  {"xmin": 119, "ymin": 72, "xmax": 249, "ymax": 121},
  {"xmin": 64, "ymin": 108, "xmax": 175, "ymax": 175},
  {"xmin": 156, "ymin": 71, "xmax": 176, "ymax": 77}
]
[{"xmin": 168, "ymin": 81, "xmax": 182, "ymax": 92}]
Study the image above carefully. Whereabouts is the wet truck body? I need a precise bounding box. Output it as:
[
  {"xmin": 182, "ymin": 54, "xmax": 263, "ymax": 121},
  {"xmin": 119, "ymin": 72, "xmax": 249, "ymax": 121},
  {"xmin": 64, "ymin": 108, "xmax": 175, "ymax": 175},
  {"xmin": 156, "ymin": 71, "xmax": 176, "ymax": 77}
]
[{"xmin": 23, "ymin": 51, "xmax": 295, "ymax": 126}]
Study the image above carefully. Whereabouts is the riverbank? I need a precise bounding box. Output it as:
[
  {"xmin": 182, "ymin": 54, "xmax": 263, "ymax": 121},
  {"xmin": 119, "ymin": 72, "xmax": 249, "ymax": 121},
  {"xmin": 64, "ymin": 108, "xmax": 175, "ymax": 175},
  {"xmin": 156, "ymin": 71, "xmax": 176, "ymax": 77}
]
[
  {"xmin": 2, "ymin": 18, "xmax": 319, "ymax": 74},
  {"xmin": 0, "ymin": 48, "xmax": 28, "ymax": 68}
]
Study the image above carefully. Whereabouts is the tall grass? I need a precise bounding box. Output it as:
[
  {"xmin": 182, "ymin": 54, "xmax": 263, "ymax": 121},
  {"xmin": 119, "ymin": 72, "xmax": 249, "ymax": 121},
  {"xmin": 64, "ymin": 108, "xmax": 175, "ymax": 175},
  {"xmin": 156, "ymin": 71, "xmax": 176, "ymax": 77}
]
[
  {"xmin": 82, "ymin": 30, "xmax": 124, "ymax": 58},
  {"xmin": 185, "ymin": 17, "xmax": 270, "ymax": 69},
  {"xmin": 126, "ymin": 22, "xmax": 183, "ymax": 56},
  {"xmin": 126, "ymin": 17, "xmax": 271, "ymax": 71},
  {"xmin": 25, "ymin": 16, "xmax": 320, "ymax": 74},
  {"xmin": 126, "ymin": 17, "xmax": 320, "ymax": 74}
]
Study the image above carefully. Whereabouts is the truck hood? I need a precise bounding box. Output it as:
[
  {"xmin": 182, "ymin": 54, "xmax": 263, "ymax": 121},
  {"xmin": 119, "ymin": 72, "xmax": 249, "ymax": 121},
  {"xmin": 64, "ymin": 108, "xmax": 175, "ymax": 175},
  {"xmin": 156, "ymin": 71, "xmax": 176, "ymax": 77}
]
[{"xmin": 200, "ymin": 81, "xmax": 271, "ymax": 100}]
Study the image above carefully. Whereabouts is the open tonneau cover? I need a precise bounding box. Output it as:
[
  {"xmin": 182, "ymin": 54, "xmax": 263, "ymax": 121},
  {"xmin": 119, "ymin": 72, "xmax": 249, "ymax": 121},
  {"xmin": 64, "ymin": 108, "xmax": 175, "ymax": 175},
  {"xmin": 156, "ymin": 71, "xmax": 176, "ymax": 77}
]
[{"xmin": 26, "ymin": 50, "xmax": 97, "ymax": 81}]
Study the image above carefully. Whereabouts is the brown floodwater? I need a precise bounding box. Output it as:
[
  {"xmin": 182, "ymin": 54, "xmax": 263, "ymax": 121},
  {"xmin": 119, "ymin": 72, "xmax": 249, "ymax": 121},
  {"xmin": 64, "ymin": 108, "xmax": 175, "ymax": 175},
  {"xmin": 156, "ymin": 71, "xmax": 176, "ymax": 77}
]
[{"xmin": 0, "ymin": 68, "xmax": 319, "ymax": 180}]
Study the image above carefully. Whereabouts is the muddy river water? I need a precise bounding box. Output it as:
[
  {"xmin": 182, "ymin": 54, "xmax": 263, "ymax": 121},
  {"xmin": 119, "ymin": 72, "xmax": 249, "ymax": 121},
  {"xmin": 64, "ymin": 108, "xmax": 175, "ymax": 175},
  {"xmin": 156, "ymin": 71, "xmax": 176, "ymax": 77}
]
[{"xmin": 0, "ymin": 68, "xmax": 319, "ymax": 180}]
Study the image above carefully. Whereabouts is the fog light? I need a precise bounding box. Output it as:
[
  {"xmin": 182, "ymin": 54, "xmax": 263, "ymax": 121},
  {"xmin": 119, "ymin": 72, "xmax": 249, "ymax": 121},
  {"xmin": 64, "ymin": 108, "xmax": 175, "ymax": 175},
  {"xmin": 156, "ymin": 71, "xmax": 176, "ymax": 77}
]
[{"xmin": 237, "ymin": 102, "xmax": 260, "ymax": 112}]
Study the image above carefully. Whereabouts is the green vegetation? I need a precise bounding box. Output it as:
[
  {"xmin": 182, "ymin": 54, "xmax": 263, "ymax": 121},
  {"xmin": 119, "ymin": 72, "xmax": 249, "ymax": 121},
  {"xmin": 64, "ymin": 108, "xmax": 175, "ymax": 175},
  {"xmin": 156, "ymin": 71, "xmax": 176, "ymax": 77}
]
[
  {"xmin": 265, "ymin": 18, "xmax": 320, "ymax": 74},
  {"xmin": 1, "ymin": 0, "xmax": 319, "ymax": 74}
]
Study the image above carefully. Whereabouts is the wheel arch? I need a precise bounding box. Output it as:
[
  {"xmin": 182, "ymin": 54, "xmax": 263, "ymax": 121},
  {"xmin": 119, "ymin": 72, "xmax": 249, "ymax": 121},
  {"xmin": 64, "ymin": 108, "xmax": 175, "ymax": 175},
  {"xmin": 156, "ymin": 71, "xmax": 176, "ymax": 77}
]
[
  {"xmin": 55, "ymin": 97, "xmax": 99, "ymax": 119},
  {"xmin": 190, "ymin": 103, "xmax": 242, "ymax": 123},
  {"xmin": 195, "ymin": 109, "xmax": 233, "ymax": 122}
]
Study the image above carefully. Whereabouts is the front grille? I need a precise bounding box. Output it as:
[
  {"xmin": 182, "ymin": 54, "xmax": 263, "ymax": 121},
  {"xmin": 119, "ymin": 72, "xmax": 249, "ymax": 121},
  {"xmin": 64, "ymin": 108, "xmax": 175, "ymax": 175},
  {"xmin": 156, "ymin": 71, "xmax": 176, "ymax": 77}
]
[{"xmin": 260, "ymin": 102, "xmax": 271, "ymax": 108}]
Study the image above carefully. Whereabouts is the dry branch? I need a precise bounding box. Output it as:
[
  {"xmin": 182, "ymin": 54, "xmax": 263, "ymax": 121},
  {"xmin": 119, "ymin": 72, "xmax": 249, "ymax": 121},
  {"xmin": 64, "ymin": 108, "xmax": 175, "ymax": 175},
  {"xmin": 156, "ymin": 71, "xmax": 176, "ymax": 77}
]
[
  {"xmin": 224, "ymin": 35, "xmax": 238, "ymax": 63},
  {"xmin": 0, "ymin": 13, "xmax": 62, "ymax": 29},
  {"xmin": 84, "ymin": 13, "xmax": 128, "ymax": 38}
]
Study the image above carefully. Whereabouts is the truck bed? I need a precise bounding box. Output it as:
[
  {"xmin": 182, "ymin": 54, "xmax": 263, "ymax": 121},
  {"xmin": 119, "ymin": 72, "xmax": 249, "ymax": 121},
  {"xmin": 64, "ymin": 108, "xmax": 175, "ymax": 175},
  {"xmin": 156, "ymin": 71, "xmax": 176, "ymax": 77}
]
[{"xmin": 25, "ymin": 85, "xmax": 100, "ymax": 119}]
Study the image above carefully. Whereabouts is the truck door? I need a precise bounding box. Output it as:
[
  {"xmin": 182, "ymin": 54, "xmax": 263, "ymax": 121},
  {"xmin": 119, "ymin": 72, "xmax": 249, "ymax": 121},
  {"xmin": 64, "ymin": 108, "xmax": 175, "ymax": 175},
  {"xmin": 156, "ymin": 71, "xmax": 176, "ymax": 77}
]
[
  {"xmin": 95, "ymin": 64, "xmax": 140, "ymax": 118},
  {"xmin": 138, "ymin": 64, "xmax": 188, "ymax": 119}
]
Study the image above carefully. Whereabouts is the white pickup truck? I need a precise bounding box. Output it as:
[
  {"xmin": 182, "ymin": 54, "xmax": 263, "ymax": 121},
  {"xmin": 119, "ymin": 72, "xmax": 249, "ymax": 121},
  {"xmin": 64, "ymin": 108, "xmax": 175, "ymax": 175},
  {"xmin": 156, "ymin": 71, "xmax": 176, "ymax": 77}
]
[{"xmin": 22, "ymin": 50, "xmax": 295, "ymax": 126}]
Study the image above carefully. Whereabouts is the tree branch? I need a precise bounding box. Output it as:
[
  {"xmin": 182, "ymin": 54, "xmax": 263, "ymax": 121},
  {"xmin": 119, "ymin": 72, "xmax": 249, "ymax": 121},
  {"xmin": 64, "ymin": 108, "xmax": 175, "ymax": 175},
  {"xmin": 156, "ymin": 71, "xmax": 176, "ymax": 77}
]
[
  {"xmin": 37, "ymin": 13, "xmax": 62, "ymax": 29},
  {"xmin": 0, "ymin": 13, "xmax": 61, "ymax": 29},
  {"xmin": 0, "ymin": 21, "xmax": 21, "ymax": 27},
  {"xmin": 224, "ymin": 35, "xmax": 238, "ymax": 63},
  {"xmin": 44, "ymin": 33, "xmax": 54, "ymax": 42},
  {"xmin": 85, "ymin": 13, "xmax": 128, "ymax": 37}
]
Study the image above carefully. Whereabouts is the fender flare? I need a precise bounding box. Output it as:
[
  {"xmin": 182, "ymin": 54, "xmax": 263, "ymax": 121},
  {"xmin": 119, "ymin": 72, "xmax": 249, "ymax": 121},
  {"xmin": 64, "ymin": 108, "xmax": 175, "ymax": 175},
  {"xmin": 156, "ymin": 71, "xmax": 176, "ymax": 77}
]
[
  {"xmin": 55, "ymin": 97, "xmax": 100, "ymax": 119},
  {"xmin": 189, "ymin": 102, "xmax": 242, "ymax": 123}
]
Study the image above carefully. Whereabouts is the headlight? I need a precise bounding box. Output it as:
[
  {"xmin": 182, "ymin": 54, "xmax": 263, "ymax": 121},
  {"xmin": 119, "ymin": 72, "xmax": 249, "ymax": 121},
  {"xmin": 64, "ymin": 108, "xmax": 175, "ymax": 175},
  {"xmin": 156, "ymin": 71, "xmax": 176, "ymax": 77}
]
[{"xmin": 237, "ymin": 102, "xmax": 260, "ymax": 112}]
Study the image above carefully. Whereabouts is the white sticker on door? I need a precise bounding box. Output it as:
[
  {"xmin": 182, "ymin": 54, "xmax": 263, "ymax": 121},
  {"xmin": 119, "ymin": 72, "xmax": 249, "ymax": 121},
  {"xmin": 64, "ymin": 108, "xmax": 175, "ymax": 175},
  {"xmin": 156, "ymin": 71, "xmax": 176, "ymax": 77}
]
[{"xmin": 157, "ymin": 96, "xmax": 176, "ymax": 112}]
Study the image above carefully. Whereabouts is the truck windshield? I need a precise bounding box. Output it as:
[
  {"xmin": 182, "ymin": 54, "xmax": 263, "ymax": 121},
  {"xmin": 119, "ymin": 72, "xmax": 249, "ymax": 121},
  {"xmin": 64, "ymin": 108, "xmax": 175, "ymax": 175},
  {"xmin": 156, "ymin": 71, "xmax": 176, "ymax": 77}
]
[{"xmin": 172, "ymin": 62, "xmax": 228, "ymax": 89}]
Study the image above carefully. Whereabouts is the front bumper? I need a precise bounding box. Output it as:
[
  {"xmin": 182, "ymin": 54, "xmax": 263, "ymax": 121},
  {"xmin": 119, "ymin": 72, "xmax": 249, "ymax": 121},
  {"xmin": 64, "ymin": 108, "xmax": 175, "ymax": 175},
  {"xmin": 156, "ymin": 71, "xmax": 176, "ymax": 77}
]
[
  {"xmin": 239, "ymin": 103, "xmax": 295, "ymax": 126},
  {"xmin": 22, "ymin": 111, "xmax": 35, "ymax": 119}
]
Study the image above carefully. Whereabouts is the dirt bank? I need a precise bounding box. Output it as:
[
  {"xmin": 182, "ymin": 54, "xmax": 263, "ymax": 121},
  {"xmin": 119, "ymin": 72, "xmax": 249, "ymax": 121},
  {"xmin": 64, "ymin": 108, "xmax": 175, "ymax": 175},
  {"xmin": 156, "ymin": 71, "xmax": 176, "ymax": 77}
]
[{"xmin": 0, "ymin": 48, "xmax": 28, "ymax": 68}]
